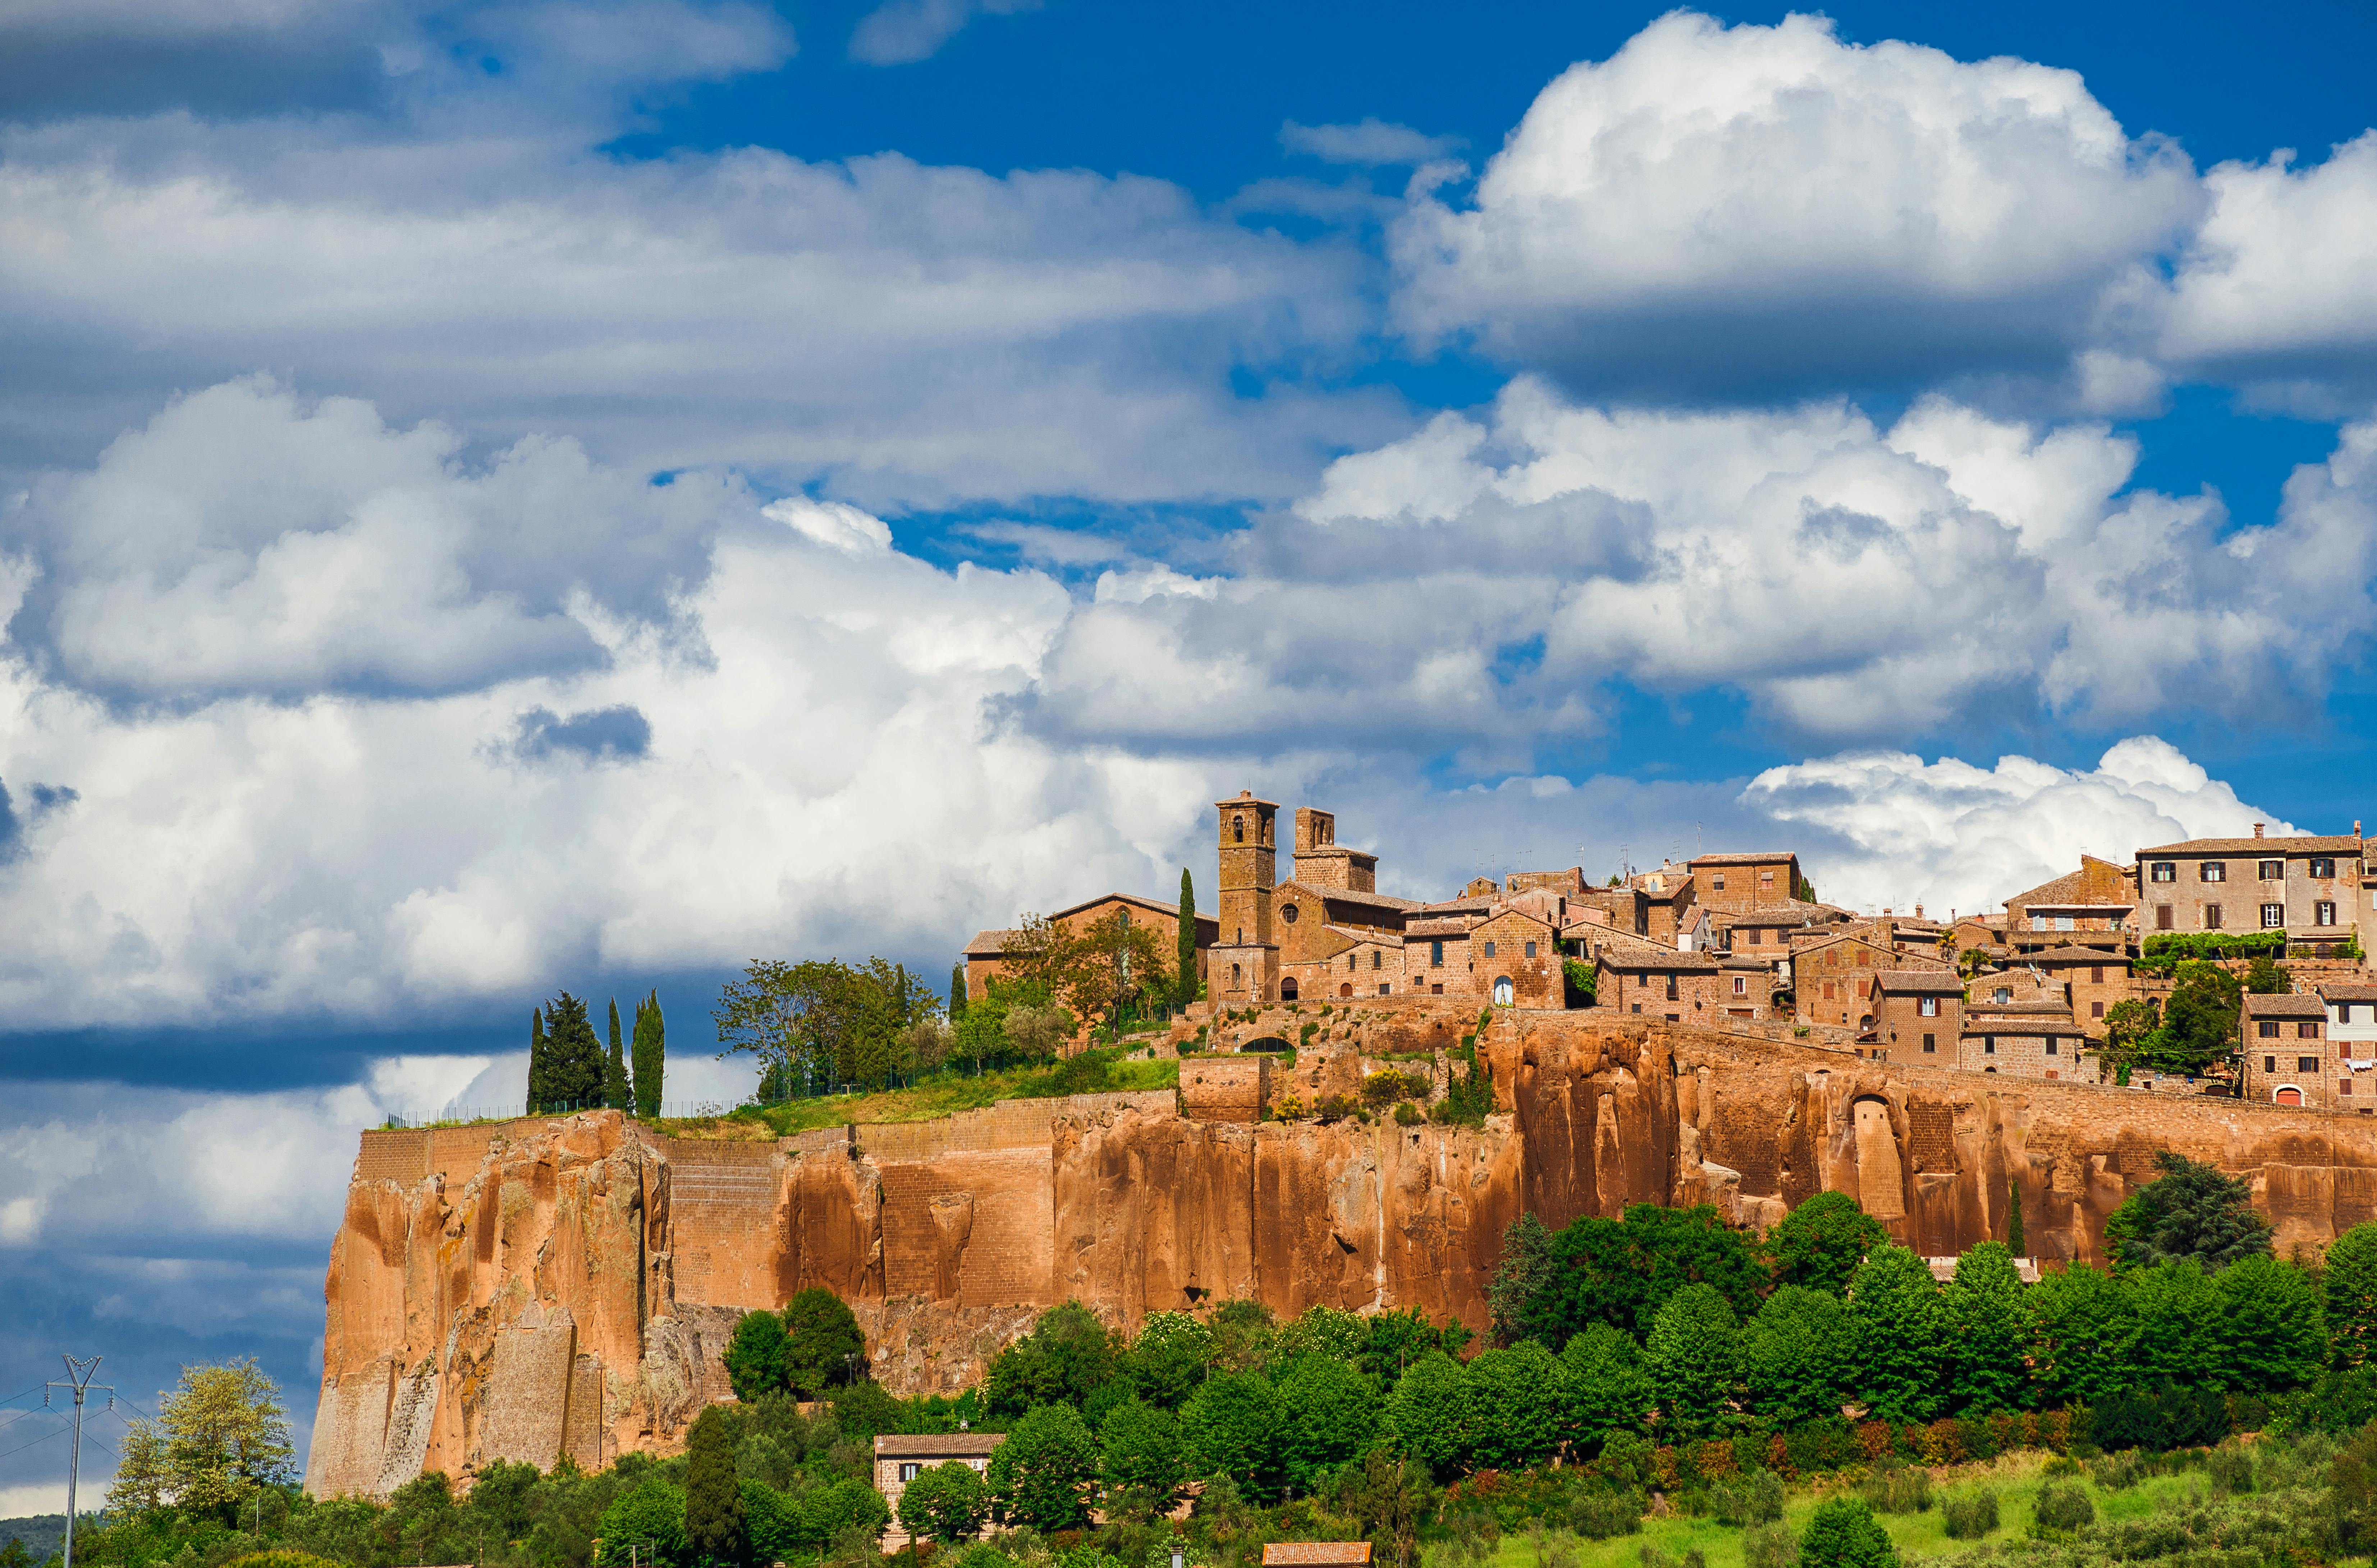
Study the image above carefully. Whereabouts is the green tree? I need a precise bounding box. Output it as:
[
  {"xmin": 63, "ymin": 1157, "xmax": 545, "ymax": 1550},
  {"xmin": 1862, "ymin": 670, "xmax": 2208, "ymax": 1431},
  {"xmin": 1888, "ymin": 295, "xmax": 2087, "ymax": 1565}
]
[
  {"xmin": 1847, "ymin": 1245, "xmax": 1946, "ymax": 1424},
  {"xmin": 1383, "ymin": 1353, "xmax": 1471, "ymax": 1480},
  {"xmin": 1098, "ymin": 1398, "xmax": 1185, "ymax": 1506},
  {"xmin": 1275, "ymin": 1354, "xmax": 1378, "ymax": 1490},
  {"xmin": 1177, "ymin": 868, "xmax": 1200, "ymax": 1010},
  {"xmin": 2122, "ymin": 1258, "xmax": 2223, "ymax": 1391},
  {"xmin": 632, "ymin": 990, "xmax": 666, "ymax": 1118},
  {"xmin": 1799, "ymin": 1495, "xmax": 1898, "ymax": 1568},
  {"xmin": 527, "ymin": 1006, "xmax": 548, "ymax": 1115},
  {"xmin": 106, "ymin": 1358, "xmax": 295, "ymax": 1522},
  {"xmin": 949, "ymin": 963, "xmax": 968, "ymax": 1021},
  {"xmin": 985, "ymin": 1403, "xmax": 1099, "ymax": 1531},
  {"xmin": 897, "ymin": 1461, "xmax": 990, "ymax": 1542},
  {"xmin": 1645, "ymin": 1283, "xmax": 1741, "ymax": 1440},
  {"xmin": 1946, "ymin": 1243, "xmax": 2033, "ymax": 1413},
  {"xmin": 1359, "ymin": 1307, "xmax": 1469, "ymax": 1386},
  {"xmin": 596, "ymin": 1479, "xmax": 687, "ymax": 1566},
  {"xmin": 2027, "ymin": 1264, "xmax": 2135, "ymax": 1407},
  {"xmin": 2140, "ymin": 962, "xmax": 2243, "ymax": 1075},
  {"xmin": 1463, "ymin": 1341, "xmax": 1563, "ymax": 1471},
  {"xmin": 1485, "ymin": 1212, "xmax": 1555, "ymax": 1347},
  {"xmin": 605, "ymin": 997, "xmax": 634, "ymax": 1112},
  {"xmin": 534, "ymin": 993, "xmax": 607, "ymax": 1111},
  {"xmin": 1122, "ymin": 1310, "xmax": 1212, "ymax": 1408},
  {"xmin": 2213, "ymin": 1253, "xmax": 2328, "ymax": 1392},
  {"xmin": 781, "ymin": 1288, "xmax": 867, "ymax": 1396},
  {"xmin": 723, "ymin": 1309, "xmax": 792, "ymax": 1401},
  {"xmin": 2328, "ymin": 1223, "xmax": 2377, "ymax": 1367},
  {"xmin": 1274, "ymin": 1305, "xmax": 1369, "ymax": 1365},
  {"xmin": 1557, "ymin": 1322, "xmax": 1652, "ymax": 1453},
  {"xmin": 2103, "ymin": 1150, "xmax": 2273, "ymax": 1272},
  {"xmin": 2009, "ymin": 1177, "xmax": 2027, "ymax": 1255},
  {"xmin": 2103, "ymin": 999, "xmax": 2159, "ymax": 1072},
  {"xmin": 715, "ymin": 958, "xmax": 930, "ymax": 1093},
  {"xmin": 739, "ymin": 1481, "xmax": 796, "ymax": 1564},
  {"xmin": 1207, "ymin": 1298, "xmax": 1278, "ymax": 1375},
  {"xmin": 1742, "ymin": 1285, "xmax": 1856, "ymax": 1427},
  {"xmin": 986, "ymin": 1300, "xmax": 1121, "ymax": 1415},
  {"xmin": 1527, "ymin": 1204, "xmax": 1765, "ymax": 1342},
  {"xmin": 2244, "ymin": 955, "xmax": 2290, "ymax": 994},
  {"xmin": 1763, "ymin": 1191, "xmax": 1890, "ymax": 1296},
  {"xmin": 1180, "ymin": 1370, "xmax": 1282, "ymax": 1499},
  {"xmin": 684, "ymin": 1406, "xmax": 745, "ymax": 1568}
]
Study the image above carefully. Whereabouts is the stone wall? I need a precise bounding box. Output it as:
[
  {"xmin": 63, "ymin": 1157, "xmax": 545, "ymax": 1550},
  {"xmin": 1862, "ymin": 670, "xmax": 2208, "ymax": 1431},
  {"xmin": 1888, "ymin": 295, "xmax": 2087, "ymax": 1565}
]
[{"xmin": 310, "ymin": 1011, "xmax": 2377, "ymax": 1499}]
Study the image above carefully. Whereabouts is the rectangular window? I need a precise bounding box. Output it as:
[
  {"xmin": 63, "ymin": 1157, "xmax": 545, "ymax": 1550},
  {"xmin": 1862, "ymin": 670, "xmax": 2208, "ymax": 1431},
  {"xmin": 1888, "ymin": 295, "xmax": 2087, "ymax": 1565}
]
[
  {"xmin": 1749, "ymin": 927, "xmax": 1763, "ymax": 945},
  {"xmin": 2157, "ymin": 905, "xmax": 2174, "ymax": 930},
  {"xmin": 2313, "ymin": 857, "xmax": 2337, "ymax": 879},
  {"xmin": 1666, "ymin": 973, "xmax": 1679, "ymax": 1001},
  {"xmin": 2151, "ymin": 861, "xmax": 2177, "ymax": 882},
  {"xmin": 2346, "ymin": 1080, "xmax": 2355, "ymax": 1096},
  {"xmin": 1713, "ymin": 875, "xmax": 1726, "ymax": 891},
  {"xmin": 2092, "ymin": 1000, "xmax": 2106, "ymax": 1018},
  {"xmin": 2261, "ymin": 1020, "xmax": 2282, "ymax": 1038},
  {"xmin": 2318, "ymin": 901, "xmax": 2338, "ymax": 926},
  {"xmin": 1431, "ymin": 940, "xmax": 1443, "ymax": 967},
  {"xmin": 1524, "ymin": 940, "xmax": 1537, "ymax": 958},
  {"xmin": 1823, "ymin": 981, "xmax": 1836, "ymax": 999},
  {"xmin": 1348, "ymin": 953, "xmax": 1357, "ymax": 972},
  {"xmin": 2057, "ymin": 916, "xmax": 2075, "ymax": 931},
  {"xmin": 2263, "ymin": 903, "xmax": 2286, "ymax": 928},
  {"xmin": 2261, "ymin": 859, "xmax": 2285, "ymax": 880},
  {"xmin": 1733, "ymin": 976, "xmax": 1746, "ymax": 995},
  {"xmin": 1760, "ymin": 872, "xmax": 1775, "ymax": 887},
  {"xmin": 2205, "ymin": 904, "xmax": 2224, "ymax": 929},
  {"xmin": 2302, "ymin": 1022, "xmax": 2323, "ymax": 1039},
  {"xmin": 900, "ymin": 1463, "xmax": 922, "ymax": 1482},
  {"xmin": 1922, "ymin": 1034, "xmax": 1936, "ymax": 1053},
  {"xmin": 2266, "ymin": 1055, "xmax": 2278, "ymax": 1072},
  {"xmin": 1379, "ymin": 983, "xmax": 1389, "ymax": 995},
  {"xmin": 1483, "ymin": 940, "xmax": 1496, "ymax": 957},
  {"xmin": 2046, "ymin": 1039, "xmax": 2058, "ymax": 1056},
  {"xmin": 1371, "ymin": 949, "xmax": 1381, "ymax": 969},
  {"xmin": 1920, "ymin": 996, "xmax": 1938, "ymax": 1017},
  {"xmin": 2302, "ymin": 1057, "xmax": 2321, "ymax": 1072},
  {"xmin": 2090, "ymin": 965, "xmax": 2104, "ymax": 983},
  {"xmin": 1984, "ymin": 1037, "xmax": 1997, "ymax": 1054},
  {"xmin": 2203, "ymin": 861, "xmax": 2227, "ymax": 882}
]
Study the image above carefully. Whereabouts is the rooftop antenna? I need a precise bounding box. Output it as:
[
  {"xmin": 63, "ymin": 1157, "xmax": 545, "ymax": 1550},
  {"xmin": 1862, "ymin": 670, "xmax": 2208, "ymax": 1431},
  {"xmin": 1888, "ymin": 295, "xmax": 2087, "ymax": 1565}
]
[{"xmin": 46, "ymin": 1355, "xmax": 113, "ymax": 1568}]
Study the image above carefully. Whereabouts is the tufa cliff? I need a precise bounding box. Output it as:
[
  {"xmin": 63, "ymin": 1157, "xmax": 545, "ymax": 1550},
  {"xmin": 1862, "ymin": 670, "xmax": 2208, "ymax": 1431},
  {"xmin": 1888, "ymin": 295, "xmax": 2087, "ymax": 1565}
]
[{"xmin": 307, "ymin": 1005, "xmax": 2377, "ymax": 1498}]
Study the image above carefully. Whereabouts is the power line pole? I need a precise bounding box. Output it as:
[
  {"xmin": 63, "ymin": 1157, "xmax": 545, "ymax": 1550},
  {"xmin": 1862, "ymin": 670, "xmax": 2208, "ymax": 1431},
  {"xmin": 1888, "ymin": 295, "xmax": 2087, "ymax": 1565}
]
[{"xmin": 46, "ymin": 1355, "xmax": 113, "ymax": 1568}]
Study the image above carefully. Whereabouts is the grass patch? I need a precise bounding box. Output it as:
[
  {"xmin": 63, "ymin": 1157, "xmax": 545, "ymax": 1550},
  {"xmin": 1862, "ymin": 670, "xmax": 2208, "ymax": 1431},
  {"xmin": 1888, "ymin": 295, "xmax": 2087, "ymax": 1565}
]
[
  {"xmin": 1459, "ymin": 1454, "xmax": 2220, "ymax": 1568},
  {"xmin": 659, "ymin": 1050, "xmax": 1181, "ymax": 1138}
]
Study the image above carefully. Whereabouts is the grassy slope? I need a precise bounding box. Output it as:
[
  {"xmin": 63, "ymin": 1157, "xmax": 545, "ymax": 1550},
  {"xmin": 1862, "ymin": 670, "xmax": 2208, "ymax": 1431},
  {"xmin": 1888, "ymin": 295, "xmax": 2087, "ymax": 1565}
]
[
  {"xmin": 1470, "ymin": 1456, "xmax": 2213, "ymax": 1568},
  {"xmin": 656, "ymin": 1054, "xmax": 1182, "ymax": 1139}
]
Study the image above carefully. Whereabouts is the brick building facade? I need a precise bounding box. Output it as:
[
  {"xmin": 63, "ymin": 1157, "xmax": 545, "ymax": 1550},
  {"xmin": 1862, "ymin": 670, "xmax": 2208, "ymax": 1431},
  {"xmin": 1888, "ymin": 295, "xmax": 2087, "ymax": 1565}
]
[{"xmin": 2138, "ymin": 826, "xmax": 2364, "ymax": 952}]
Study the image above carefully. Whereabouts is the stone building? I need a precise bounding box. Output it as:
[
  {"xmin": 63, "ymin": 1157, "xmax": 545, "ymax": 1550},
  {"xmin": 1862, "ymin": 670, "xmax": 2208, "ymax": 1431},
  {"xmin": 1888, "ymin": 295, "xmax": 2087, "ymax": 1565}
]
[
  {"xmin": 1689, "ymin": 851, "xmax": 1803, "ymax": 912},
  {"xmin": 1959, "ymin": 997, "xmax": 2092, "ymax": 1080},
  {"xmin": 2137, "ymin": 824, "xmax": 2365, "ymax": 952},
  {"xmin": 1873, "ymin": 969, "xmax": 1966, "ymax": 1062},
  {"xmin": 2244, "ymin": 992, "xmax": 2336, "ymax": 1107},
  {"xmin": 2001, "ymin": 855, "xmax": 2136, "ymax": 955},
  {"xmin": 964, "ymin": 892, "xmax": 1218, "ymax": 1002},
  {"xmin": 2026, "ymin": 945, "xmax": 2136, "ymax": 1037},
  {"xmin": 876, "ymin": 1432, "xmax": 1004, "ymax": 1547},
  {"xmin": 1792, "ymin": 924, "xmax": 1923, "ymax": 1031},
  {"xmin": 2323, "ymin": 980, "xmax": 2377, "ymax": 1063},
  {"xmin": 1593, "ymin": 939, "xmax": 1725, "ymax": 1022},
  {"xmin": 1472, "ymin": 907, "xmax": 1563, "ymax": 1007}
]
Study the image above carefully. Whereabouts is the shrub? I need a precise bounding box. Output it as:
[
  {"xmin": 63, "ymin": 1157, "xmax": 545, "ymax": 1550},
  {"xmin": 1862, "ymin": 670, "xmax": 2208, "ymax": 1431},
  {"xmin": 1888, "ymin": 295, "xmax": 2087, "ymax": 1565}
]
[
  {"xmin": 1743, "ymin": 1523, "xmax": 1800, "ymax": 1568},
  {"xmin": 2032, "ymin": 1482, "xmax": 2094, "ymax": 1534},
  {"xmin": 1857, "ymin": 1467, "xmax": 1931, "ymax": 1516},
  {"xmin": 1394, "ymin": 1101, "xmax": 1422, "ymax": 1126},
  {"xmin": 1710, "ymin": 1470, "xmax": 1784, "ymax": 1527},
  {"xmin": 2208, "ymin": 1443, "xmax": 2257, "ymax": 1495},
  {"xmin": 220, "ymin": 1555, "xmax": 343, "ymax": 1568},
  {"xmin": 1940, "ymin": 1490, "xmax": 1999, "ymax": 1540},
  {"xmin": 1566, "ymin": 1488, "xmax": 1644, "ymax": 1540},
  {"xmin": 1798, "ymin": 1495, "xmax": 1898, "ymax": 1568},
  {"xmin": 2092, "ymin": 1449, "xmax": 2149, "ymax": 1491}
]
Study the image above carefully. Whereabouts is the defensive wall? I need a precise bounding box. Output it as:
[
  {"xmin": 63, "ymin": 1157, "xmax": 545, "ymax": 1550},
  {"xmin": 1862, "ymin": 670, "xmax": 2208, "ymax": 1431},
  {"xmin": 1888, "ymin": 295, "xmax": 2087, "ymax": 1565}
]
[{"xmin": 309, "ymin": 1007, "xmax": 2377, "ymax": 1502}]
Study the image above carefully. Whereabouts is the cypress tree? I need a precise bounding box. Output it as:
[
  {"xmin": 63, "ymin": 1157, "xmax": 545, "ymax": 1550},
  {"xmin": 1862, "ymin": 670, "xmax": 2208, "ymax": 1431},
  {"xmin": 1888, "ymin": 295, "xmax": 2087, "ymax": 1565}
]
[
  {"xmin": 949, "ymin": 962, "xmax": 968, "ymax": 1021},
  {"xmin": 1176, "ymin": 867, "xmax": 1199, "ymax": 1008},
  {"xmin": 632, "ymin": 990, "xmax": 666, "ymax": 1119},
  {"xmin": 683, "ymin": 1404, "xmax": 746, "ymax": 1567},
  {"xmin": 527, "ymin": 1007, "xmax": 548, "ymax": 1113},
  {"xmin": 604, "ymin": 997, "xmax": 633, "ymax": 1112},
  {"xmin": 2009, "ymin": 1176, "xmax": 2026, "ymax": 1254},
  {"xmin": 539, "ymin": 993, "xmax": 606, "ymax": 1111}
]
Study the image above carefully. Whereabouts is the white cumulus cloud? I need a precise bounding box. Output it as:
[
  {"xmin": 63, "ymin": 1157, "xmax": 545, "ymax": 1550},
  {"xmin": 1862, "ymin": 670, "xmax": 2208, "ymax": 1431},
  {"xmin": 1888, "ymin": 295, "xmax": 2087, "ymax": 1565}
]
[{"xmin": 1390, "ymin": 11, "xmax": 2202, "ymax": 399}]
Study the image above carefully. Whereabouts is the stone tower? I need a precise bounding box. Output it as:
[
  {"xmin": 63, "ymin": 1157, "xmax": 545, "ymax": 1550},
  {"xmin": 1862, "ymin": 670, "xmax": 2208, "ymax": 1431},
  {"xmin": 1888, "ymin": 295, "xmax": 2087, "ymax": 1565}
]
[
  {"xmin": 1292, "ymin": 805, "xmax": 1378, "ymax": 893},
  {"xmin": 1213, "ymin": 790, "xmax": 1279, "ymax": 1004}
]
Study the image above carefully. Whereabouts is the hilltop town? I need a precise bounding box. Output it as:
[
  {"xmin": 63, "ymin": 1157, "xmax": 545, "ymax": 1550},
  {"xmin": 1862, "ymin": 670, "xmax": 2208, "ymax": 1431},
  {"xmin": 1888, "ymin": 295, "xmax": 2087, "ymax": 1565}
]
[{"xmin": 968, "ymin": 792, "xmax": 2374, "ymax": 1107}]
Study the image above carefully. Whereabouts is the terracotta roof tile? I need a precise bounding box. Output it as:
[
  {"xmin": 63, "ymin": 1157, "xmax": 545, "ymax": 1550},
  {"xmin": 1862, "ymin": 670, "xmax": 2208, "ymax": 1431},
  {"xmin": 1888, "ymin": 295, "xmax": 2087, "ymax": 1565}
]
[
  {"xmin": 964, "ymin": 928, "xmax": 1020, "ymax": 955},
  {"xmin": 874, "ymin": 1433, "xmax": 1006, "ymax": 1457},
  {"xmin": 2139, "ymin": 836, "xmax": 2362, "ymax": 857},
  {"xmin": 2245, "ymin": 993, "xmax": 2330, "ymax": 1017}
]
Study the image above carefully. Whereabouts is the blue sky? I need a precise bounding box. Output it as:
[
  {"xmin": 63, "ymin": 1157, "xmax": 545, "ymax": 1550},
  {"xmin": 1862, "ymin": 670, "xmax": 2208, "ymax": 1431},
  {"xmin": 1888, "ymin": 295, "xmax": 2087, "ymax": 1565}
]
[{"xmin": 3, "ymin": 0, "xmax": 2376, "ymax": 1511}]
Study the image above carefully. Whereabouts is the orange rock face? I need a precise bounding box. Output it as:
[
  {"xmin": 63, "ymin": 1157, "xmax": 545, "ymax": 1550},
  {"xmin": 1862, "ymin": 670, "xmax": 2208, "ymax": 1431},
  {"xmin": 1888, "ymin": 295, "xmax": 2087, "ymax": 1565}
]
[{"xmin": 307, "ymin": 1011, "xmax": 2377, "ymax": 1498}]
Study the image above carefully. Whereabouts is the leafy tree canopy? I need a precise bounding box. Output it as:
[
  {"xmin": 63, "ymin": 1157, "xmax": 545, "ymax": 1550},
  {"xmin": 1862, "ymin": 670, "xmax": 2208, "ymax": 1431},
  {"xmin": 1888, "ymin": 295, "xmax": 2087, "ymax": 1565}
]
[
  {"xmin": 985, "ymin": 1300, "xmax": 1122, "ymax": 1416},
  {"xmin": 1524, "ymin": 1203, "xmax": 1764, "ymax": 1343},
  {"xmin": 782, "ymin": 1288, "xmax": 868, "ymax": 1397},
  {"xmin": 896, "ymin": 1461, "xmax": 990, "ymax": 1543},
  {"xmin": 986, "ymin": 1403, "xmax": 1100, "ymax": 1531},
  {"xmin": 1763, "ymin": 1191, "xmax": 1889, "ymax": 1296},
  {"xmin": 108, "ymin": 1357, "xmax": 296, "ymax": 1522},
  {"xmin": 2104, "ymin": 1150, "xmax": 2273, "ymax": 1272}
]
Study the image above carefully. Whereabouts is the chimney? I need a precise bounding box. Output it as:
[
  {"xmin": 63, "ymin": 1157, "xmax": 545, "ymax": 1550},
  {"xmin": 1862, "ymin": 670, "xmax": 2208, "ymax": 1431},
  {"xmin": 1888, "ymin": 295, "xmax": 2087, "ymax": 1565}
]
[
  {"xmin": 2254, "ymin": 822, "xmax": 2265, "ymax": 839},
  {"xmin": 1915, "ymin": 904, "xmax": 1924, "ymax": 920}
]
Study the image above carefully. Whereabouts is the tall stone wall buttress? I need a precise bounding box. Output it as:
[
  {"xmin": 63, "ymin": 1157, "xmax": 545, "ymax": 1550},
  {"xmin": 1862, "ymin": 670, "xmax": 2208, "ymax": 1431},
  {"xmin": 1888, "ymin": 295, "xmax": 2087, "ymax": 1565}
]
[{"xmin": 312, "ymin": 1033, "xmax": 2377, "ymax": 1494}]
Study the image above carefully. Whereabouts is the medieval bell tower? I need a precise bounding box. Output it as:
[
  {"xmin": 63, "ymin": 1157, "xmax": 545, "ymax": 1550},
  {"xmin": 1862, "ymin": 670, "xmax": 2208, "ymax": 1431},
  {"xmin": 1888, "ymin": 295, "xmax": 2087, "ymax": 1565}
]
[{"xmin": 1212, "ymin": 790, "xmax": 1278, "ymax": 1004}]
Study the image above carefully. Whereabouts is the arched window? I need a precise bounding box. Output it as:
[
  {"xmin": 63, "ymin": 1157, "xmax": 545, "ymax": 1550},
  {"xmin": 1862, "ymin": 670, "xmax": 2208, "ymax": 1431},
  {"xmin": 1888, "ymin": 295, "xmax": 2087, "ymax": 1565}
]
[
  {"xmin": 1494, "ymin": 976, "xmax": 1513, "ymax": 1005},
  {"xmin": 1281, "ymin": 978, "xmax": 1298, "ymax": 1001},
  {"xmin": 1231, "ymin": 963, "xmax": 1242, "ymax": 984},
  {"xmin": 1339, "ymin": 983, "xmax": 1353, "ymax": 998},
  {"xmin": 1233, "ymin": 814, "xmax": 1244, "ymax": 843}
]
